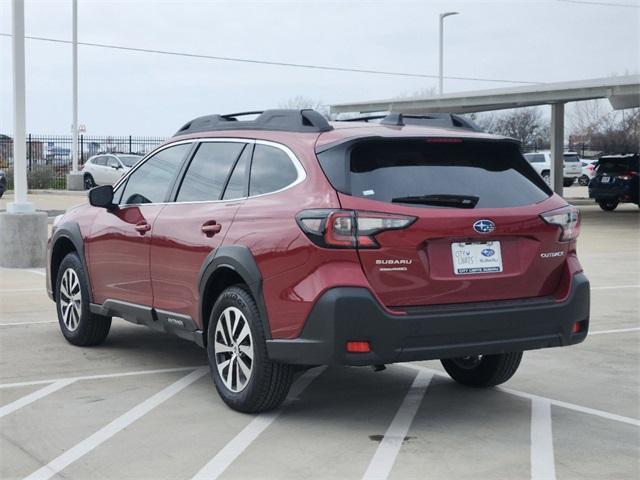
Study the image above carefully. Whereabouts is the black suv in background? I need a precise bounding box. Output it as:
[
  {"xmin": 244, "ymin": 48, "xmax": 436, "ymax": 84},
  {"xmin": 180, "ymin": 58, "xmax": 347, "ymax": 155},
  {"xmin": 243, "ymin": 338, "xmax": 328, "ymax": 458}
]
[{"xmin": 589, "ymin": 154, "xmax": 639, "ymax": 210}]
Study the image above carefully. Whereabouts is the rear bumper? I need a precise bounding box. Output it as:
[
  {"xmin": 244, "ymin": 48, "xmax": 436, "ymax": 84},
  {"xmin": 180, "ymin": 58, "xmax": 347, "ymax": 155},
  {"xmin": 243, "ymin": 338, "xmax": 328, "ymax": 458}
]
[
  {"xmin": 589, "ymin": 184, "xmax": 638, "ymax": 202},
  {"xmin": 266, "ymin": 273, "xmax": 590, "ymax": 366}
]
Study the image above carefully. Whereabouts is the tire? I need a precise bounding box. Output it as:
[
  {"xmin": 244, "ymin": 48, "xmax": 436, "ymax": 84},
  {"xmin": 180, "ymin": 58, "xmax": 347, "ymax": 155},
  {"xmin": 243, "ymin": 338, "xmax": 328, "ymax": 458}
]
[
  {"xmin": 441, "ymin": 352, "xmax": 523, "ymax": 388},
  {"xmin": 207, "ymin": 285, "xmax": 294, "ymax": 413},
  {"xmin": 541, "ymin": 171, "xmax": 550, "ymax": 185},
  {"xmin": 578, "ymin": 175, "xmax": 590, "ymax": 186},
  {"xmin": 56, "ymin": 252, "xmax": 111, "ymax": 346},
  {"xmin": 597, "ymin": 199, "xmax": 619, "ymax": 211},
  {"xmin": 84, "ymin": 174, "xmax": 96, "ymax": 190},
  {"xmin": 563, "ymin": 178, "xmax": 575, "ymax": 187}
]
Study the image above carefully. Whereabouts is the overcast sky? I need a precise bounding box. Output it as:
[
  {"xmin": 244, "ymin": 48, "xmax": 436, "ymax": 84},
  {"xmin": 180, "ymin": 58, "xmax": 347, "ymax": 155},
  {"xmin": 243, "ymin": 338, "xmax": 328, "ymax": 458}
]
[{"xmin": 1, "ymin": 0, "xmax": 638, "ymax": 136}]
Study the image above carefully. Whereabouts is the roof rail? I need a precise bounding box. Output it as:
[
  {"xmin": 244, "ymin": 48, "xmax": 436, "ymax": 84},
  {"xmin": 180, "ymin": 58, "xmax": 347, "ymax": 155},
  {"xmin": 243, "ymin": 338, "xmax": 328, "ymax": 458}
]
[
  {"xmin": 340, "ymin": 113, "xmax": 483, "ymax": 132},
  {"xmin": 174, "ymin": 109, "xmax": 333, "ymax": 136}
]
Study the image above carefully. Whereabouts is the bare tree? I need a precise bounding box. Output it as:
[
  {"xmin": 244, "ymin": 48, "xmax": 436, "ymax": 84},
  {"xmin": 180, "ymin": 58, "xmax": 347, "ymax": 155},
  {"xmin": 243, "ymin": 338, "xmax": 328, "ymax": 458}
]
[
  {"xmin": 492, "ymin": 108, "xmax": 549, "ymax": 148},
  {"xmin": 278, "ymin": 96, "xmax": 329, "ymax": 118}
]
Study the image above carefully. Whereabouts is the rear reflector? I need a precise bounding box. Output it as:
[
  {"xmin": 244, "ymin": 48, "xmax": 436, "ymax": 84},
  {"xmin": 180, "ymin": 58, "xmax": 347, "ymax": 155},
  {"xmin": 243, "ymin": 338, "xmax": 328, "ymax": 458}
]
[
  {"xmin": 346, "ymin": 341, "xmax": 371, "ymax": 353},
  {"xmin": 572, "ymin": 321, "xmax": 584, "ymax": 334}
]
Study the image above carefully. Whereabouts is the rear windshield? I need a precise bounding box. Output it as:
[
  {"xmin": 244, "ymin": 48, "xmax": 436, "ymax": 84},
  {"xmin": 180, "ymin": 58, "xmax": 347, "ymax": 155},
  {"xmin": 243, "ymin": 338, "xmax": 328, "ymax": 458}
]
[
  {"xmin": 597, "ymin": 157, "xmax": 639, "ymax": 173},
  {"xmin": 563, "ymin": 153, "xmax": 580, "ymax": 162},
  {"xmin": 317, "ymin": 138, "xmax": 551, "ymax": 208}
]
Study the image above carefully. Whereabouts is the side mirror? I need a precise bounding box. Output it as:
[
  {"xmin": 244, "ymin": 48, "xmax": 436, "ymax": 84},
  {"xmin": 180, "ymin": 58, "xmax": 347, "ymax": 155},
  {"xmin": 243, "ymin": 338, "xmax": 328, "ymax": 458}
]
[{"xmin": 89, "ymin": 185, "xmax": 116, "ymax": 210}]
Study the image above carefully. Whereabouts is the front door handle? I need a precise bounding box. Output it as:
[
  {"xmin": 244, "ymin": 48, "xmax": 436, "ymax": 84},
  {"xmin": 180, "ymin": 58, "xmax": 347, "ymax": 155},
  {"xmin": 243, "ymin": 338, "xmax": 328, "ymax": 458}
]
[
  {"xmin": 135, "ymin": 222, "xmax": 151, "ymax": 235},
  {"xmin": 201, "ymin": 221, "xmax": 222, "ymax": 237}
]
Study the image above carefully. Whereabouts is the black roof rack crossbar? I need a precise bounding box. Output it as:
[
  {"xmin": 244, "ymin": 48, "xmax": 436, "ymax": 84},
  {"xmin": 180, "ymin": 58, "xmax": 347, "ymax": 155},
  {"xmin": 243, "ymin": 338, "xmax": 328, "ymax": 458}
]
[
  {"xmin": 174, "ymin": 109, "xmax": 333, "ymax": 136},
  {"xmin": 340, "ymin": 112, "xmax": 483, "ymax": 132}
]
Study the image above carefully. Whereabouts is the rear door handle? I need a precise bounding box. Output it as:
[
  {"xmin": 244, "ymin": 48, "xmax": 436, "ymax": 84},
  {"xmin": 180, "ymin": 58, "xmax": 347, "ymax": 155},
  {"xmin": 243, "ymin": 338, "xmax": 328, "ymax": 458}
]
[
  {"xmin": 201, "ymin": 221, "xmax": 222, "ymax": 237},
  {"xmin": 135, "ymin": 222, "xmax": 151, "ymax": 235}
]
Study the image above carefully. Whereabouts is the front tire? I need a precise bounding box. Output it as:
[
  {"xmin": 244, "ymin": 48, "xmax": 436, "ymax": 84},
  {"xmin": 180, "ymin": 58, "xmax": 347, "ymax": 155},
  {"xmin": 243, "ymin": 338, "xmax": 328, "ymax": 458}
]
[
  {"xmin": 597, "ymin": 199, "xmax": 619, "ymax": 211},
  {"xmin": 207, "ymin": 286, "xmax": 294, "ymax": 413},
  {"xmin": 441, "ymin": 352, "xmax": 523, "ymax": 387},
  {"xmin": 56, "ymin": 253, "xmax": 111, "ymax": 346}
]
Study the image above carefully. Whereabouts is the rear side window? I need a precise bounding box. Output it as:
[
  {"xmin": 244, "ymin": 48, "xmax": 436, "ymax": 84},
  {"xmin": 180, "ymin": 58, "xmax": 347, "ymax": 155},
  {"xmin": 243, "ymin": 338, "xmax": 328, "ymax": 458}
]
[
  {"xmin": 120, "ymin": 143, "xmax": 190, "ymax": 205},
  {"xmin": 249, "ymin": 144, "xmax": 298, "ymax": 196},
  {"xmin": 318, "ymin": 139, "xmax": 551, "ymax": 208},
  {"xmin": 92, "ymin": 156, "xmax": 106, "ymax": 166},
  {"xmin": 176, "ymin": 142, "xmax": 246, "ymax": 202},
  {"xmin": 222, "ymin": 145, "xmax": 252, "ymax": 200}
]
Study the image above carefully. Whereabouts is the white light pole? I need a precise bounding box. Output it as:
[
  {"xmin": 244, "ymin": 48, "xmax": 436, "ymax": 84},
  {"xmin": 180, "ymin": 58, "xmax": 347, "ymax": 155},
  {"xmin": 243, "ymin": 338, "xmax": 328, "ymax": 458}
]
[
  {"xmin": 72, "ymin": 0, "xmax": 78, "ymax": 173},
  {"xmin": 438, "ymin": 11, "xmax": 459, "ymax": 96},
  {"xmin": 66, "ymin": 0, "xmax": 83, "ymax": 189},
  {"xmin": 8, "ymin": 0, "xmax": 33, "ymax": 213}
]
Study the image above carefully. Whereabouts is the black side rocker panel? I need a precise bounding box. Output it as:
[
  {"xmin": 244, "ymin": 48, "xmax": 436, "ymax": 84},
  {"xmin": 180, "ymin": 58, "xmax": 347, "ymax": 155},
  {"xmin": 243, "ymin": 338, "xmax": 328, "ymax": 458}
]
[
  {"xmin": 266, "ymin": 273, "xmax": 591, "ymax": 366},
  {"xmin": 90, "ymin": 300, "xmax": 205, "ymax": 347}
]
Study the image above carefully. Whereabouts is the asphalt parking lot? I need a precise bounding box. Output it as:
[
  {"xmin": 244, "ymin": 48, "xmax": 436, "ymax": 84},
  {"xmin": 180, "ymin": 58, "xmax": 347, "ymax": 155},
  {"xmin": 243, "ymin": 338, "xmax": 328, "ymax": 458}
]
[{"xmin": 1, "ymin": 199, "xmax": 638, "ymax": 480}]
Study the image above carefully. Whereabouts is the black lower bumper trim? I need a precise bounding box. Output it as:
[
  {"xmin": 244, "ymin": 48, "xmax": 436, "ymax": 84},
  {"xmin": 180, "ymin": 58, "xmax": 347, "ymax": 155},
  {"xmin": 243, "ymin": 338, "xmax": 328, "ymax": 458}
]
[{"xmin": 266, "ymin": 273, "xmax": 590, "ymax": 366}]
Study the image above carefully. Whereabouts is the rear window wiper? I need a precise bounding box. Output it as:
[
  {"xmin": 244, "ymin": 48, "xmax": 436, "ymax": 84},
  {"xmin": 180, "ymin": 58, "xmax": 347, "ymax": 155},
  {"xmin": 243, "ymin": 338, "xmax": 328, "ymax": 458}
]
[{"xmin": 391, "ymin": 194, "xmax": 479, "ymax": 208}]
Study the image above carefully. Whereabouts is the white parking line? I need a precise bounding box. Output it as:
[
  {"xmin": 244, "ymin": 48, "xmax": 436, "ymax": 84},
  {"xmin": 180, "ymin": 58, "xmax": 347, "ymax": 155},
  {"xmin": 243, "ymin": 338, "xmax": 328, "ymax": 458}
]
[
  {"xmin": 192, "ymin": 366, "xmax": 327, "ymax": 480},
  {"xmin": 0, "ymin": 288, "xmax": 44, "ymax": 293},
  {"xmin": 404, "ymin": 364, "xmax": 640, "ymax": 427},
  {"xmin": 0, "ymin": 320, "xmax": 57, "ymax": 327},
  {"xmin": 591, "ymin": 285, "xmax": 640, "ymax": 290},
  {"xmin": 362, "ymin": 370, "xmax": 432, "ymax": 480},
  {"xmin": 24, "ymin": 367, "xmax": 208, "ymax": 480},
  {"xmin": 27, "ymin": 269, "xmax": 46, "ymax": 277},
  {"xmin": 530, "ymin": 397, "xmax": 556, "ymax": 480},
  {"xmin": 0, "ymin": 366, "xmax": 205, "ymax": 389},
  {"xmin": 0, "ymin": 379, "xmax": 76, "ymax": 418},
  {"xmin": 590, "ymin": 327, "xmax": 640, "ymax": 335}
]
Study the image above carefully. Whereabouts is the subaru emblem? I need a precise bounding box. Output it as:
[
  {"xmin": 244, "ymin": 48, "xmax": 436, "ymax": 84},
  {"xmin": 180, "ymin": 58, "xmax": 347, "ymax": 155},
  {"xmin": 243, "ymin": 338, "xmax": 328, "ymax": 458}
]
[
  {"xmin": 473, "ymin": 219, "xmax": 495, "ymax": 234},
  {"xmin": 481, "ymin": 248, "xmax": 495, "ymax": 257}
]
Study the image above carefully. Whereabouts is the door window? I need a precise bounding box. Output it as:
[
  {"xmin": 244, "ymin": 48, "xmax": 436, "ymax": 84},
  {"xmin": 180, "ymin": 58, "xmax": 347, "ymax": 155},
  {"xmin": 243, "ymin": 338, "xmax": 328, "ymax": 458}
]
[
  {"xmin": 176, "ymin": 142, "xmax": 245, "ymax": 202},
  {"xmin": 120, "ymin": 143, "xmax": 190, "ymax": 205},
  {"xmin": 106, "ymin": 156, "xmax": 120, "ymax": 168},
  {"xmin": 93, "ymin": 156, "xmax": 106, "ymax": 166},
  {"xmin": 222, "ymin": 145, "xmax": 252, "ymax": 200},
  {"xmin": 249, "ymin": 144, "xmax": 299, "ymax": 196}
]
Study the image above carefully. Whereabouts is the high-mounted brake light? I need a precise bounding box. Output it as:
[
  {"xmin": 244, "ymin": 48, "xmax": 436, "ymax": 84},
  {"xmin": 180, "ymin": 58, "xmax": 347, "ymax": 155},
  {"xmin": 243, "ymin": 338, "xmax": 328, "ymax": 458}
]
[
  {"xmin": 426, "ymin": 137, "xmax": 463, "ymax": 143},
  {"xmin": 540, "ymin": 205, "xmax": 580, "ymax": 242},
  {"xmin": 296, "ymin": 209, "xmax": 416, "ymax": 249}
]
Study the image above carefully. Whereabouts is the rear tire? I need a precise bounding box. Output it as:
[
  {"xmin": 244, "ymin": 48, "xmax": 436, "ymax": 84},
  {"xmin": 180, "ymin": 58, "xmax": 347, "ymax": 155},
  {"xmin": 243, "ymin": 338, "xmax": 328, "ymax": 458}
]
[
  {"xmin": 56, "ymin": 252, "xmax": 111, "ymax": 346},
  {"xmin": 207, "ymin": 286, "xmax": 294, "ymax": 413},
  {"xmin": 441, "ymin": 352, "xmax": 523, "ymax": 387},
  {"xmin": 578, "ymin": 175, "xmax": 590, "ymax": 186},
  {"xmin": 597, "ymin": 199, "xmax": 619, "ymax": 211}
]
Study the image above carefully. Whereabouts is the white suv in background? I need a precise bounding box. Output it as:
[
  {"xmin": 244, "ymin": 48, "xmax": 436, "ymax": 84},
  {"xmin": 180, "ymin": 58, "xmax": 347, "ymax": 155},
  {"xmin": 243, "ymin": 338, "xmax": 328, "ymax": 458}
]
[
  {"xmin": 523, "ymin": 151, "xmax": 582, "ymax": 187},
  {"xmin": 82, "ymin": 153, "xmax": 142, "ymax": 190}
]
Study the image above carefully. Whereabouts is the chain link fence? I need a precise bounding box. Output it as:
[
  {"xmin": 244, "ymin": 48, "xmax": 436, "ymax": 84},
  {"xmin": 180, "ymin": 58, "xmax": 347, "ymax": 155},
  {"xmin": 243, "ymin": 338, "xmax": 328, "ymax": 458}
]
[{"xmin": 0, "ymin": 134, "xmax": 166, "ymax": 190}]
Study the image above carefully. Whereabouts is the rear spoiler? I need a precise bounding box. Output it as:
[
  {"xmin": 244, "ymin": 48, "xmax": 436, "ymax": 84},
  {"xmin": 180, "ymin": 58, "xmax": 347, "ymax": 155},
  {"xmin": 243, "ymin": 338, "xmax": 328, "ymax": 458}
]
[{"xmin": 339, "ymin": 113, "xmax": 483, "ymax": 132}]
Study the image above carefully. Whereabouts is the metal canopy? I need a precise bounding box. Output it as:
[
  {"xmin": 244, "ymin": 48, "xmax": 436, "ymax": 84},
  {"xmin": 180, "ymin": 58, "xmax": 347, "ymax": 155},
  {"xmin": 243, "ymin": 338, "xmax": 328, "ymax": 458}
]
[
  {"xmin": 330, "ymin": 75, "xmax": 640, "ymax": 114},
  {"xmin": 330, "ymin": 75, "xmax": 640, "ymax": 197}
]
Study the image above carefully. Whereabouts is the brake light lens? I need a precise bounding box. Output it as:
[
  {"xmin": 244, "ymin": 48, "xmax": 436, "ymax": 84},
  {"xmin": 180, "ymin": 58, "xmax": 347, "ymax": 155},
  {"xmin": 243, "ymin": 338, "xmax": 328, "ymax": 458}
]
[
  {"xmin": 541, "ymin": 205, "xmax": 580, "ymax": 241},
  {"xmin": 296, "ymin": 209, "xmax": 416, "ymax": 249},
  {"xmin": 618, "ymin": 171, "xmax": 638, "ymax": 180}
]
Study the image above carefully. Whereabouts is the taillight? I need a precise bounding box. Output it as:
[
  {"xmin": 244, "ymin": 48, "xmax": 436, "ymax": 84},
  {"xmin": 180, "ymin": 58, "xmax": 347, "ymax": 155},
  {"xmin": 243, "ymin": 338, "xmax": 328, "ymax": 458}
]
[
  {"xmin": 541, "ymin": 205, "xmax": 580, "ymax": 242},
  {"xmin": 296, "ymin": 209, "xmax": 416, "ymax": 249},
  {"xmin": 618, "ymin": 171, "xmax": 638, "ymax": 180},
  {"xmin": 587, "ymin": 164, "xmax": 594, "ymax": 171}
]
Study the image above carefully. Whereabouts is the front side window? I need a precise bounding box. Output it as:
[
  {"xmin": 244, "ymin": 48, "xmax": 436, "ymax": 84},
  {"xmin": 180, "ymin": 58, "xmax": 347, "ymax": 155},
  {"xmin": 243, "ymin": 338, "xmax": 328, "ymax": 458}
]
[
  {"xmin": 249, "ymin": 144, "xmax": 299, "ymax": 196},
  {"xmin": 176, "ymin": 142, "xmax": 246, "ymax": 202},
  {"xmin": 120, "ymin": 143, "xmax": 190, "ymax": 205}
]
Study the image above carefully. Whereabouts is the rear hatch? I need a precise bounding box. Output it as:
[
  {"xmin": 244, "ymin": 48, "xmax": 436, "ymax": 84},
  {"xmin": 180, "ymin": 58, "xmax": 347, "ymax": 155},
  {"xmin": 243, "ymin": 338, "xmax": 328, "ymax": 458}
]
[
  {"xmin": 590, "ymin": 156, "xmax": 640, "ymax": 196},
  {"xmin": 563, "ymin": 153, "xmax": 582, "ymax": 176},
  {"xmin": 316, "ymin": 137, "xmax": 572, "ymax": 308}
]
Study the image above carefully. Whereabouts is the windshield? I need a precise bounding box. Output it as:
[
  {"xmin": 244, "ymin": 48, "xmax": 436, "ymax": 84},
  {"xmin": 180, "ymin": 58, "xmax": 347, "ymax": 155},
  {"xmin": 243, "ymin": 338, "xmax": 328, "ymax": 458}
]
[
  {"xmin": 118, "ymin": 155, "xmax": 142, "ymax": 167},
  {"xmin": 318, "ymin": 139, "xmax": 551, "ymax": 208}
]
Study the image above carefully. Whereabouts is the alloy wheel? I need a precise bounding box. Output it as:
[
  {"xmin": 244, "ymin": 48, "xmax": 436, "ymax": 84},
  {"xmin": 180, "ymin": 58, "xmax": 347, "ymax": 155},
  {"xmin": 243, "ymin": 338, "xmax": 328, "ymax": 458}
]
[
  {"xmin": 214, "ymin": 306, "xmax": 254, "ymax": 392},
  {"xmin": 59, "ymin": 268, "xmax": 82, "ymax": 331}
]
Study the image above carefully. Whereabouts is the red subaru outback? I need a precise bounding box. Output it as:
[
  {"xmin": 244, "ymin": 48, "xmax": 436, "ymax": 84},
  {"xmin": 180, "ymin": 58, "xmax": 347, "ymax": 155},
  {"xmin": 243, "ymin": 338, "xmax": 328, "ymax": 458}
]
[{"xmin": 47, "ymin": 110, "xmax": 590, "ymax": 412}]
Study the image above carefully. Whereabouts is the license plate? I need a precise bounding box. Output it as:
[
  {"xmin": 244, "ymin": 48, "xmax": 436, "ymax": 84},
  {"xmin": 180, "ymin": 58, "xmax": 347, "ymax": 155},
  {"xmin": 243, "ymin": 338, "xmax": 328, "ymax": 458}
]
[
  {"xmin": 451, "ymin": 241, "xmax": 503, "ymax": 275},
  {"xmin": 601, "ymin": 176, "xmax": 610, "ymax": 183}
]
